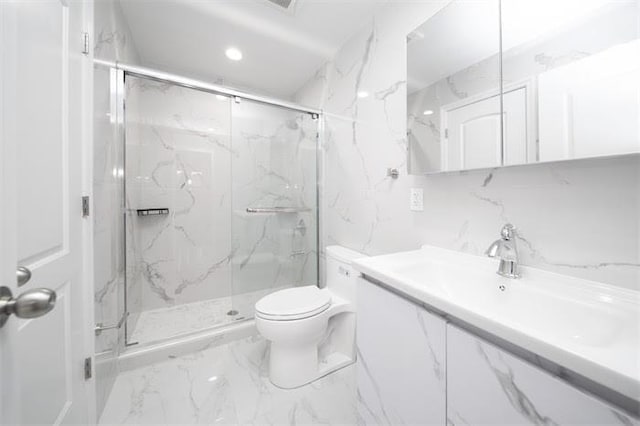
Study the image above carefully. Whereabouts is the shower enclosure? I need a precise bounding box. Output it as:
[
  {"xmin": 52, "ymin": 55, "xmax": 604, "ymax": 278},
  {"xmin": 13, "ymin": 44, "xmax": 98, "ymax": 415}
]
[{"xmin": 95, "ymin": 62, "xmax": 320, "ymax": 351}]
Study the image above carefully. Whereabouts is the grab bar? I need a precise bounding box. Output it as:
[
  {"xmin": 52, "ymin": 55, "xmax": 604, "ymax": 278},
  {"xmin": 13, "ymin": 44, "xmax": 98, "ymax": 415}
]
[{"xmin": 246, "ymin": 207, "xmax": 310, "ymax": 214}]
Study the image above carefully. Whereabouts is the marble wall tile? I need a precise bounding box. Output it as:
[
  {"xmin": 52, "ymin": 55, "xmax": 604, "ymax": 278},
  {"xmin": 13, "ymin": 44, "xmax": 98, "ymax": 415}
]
[
  {"xmin": 93, "ymin": 0, "xmax": 142, "ymax": 416},
  {"xmin": 94, "ymin": 0, "xmax": 140, "ymax": 64},
  {"xmin": 295, "ymin": 3, "xmax": 640, "ymax": 291}
]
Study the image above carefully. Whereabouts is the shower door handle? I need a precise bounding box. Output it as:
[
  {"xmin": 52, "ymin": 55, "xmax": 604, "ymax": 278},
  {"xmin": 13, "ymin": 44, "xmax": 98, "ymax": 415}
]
[
  {"xmin": 95, "ymin": 311, "xmax": 128, "ymax": 335},
  {"xmin": 246, "ymin": 207, "xmax": 310, "ymax": 213}
]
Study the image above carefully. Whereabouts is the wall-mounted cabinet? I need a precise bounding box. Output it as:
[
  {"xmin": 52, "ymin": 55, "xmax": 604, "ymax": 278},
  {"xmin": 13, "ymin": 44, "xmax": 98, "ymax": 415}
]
[
  {"xmin": 407, "ymin": 0, "xmax": 640, "ymax": 175},
  {"xmin": 357, "ymin": 277, "xmax": 638, "ymax": 425}
]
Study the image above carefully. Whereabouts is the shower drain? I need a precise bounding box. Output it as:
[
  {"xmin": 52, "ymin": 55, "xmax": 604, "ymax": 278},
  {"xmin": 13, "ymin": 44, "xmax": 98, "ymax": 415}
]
[{"xmin": 226, "ymin": 310, "xmax": 239, "ymax": 316}]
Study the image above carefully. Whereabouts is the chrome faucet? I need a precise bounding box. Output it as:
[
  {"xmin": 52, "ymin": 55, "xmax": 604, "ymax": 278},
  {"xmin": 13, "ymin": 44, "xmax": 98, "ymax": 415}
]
[{"xmin": 486, "ymin": 224, "xmax": 520, "ymax": 279}]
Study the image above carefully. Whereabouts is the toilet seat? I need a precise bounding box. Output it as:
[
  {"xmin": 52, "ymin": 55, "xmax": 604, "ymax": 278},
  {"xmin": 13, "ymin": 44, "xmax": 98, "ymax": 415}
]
[{"xmin": 255, "ymin": 286, "xmax": 331, "ymax": 321}]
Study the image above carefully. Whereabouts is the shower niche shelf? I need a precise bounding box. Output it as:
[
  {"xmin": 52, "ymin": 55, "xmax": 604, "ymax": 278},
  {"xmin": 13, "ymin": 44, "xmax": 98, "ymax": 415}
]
[{"xmin": 137, "ymin": 208, "xmax": 169, "ymax": 217}]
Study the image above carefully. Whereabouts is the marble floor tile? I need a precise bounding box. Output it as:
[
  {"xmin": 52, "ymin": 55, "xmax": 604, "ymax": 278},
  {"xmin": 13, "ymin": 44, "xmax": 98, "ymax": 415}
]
[{"xmin": 99, "ymin": 335, "xmax": 357, "ymax": 425}]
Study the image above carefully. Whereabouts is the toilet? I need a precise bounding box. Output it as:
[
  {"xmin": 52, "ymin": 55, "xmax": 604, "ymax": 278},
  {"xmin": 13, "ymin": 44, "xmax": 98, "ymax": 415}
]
[{"xmin": 255, "ymin": 245, "xmax": 364, "ymax": 389}]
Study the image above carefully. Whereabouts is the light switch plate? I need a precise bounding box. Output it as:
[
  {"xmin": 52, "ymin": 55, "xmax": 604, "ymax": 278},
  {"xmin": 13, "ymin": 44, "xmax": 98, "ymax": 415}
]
[{"xmin": 410, "ymin": 188, "xmax": 424, "ymax": 211}]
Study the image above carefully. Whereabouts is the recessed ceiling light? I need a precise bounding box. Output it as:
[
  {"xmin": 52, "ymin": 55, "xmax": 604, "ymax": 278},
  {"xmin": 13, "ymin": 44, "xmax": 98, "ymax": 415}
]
[
  {"xmin": 423, "ymin": 110, "xmax": 434, "ymax": 116},
  {"xmin": 225, "ymin": 47, "xmax": 243, "ymax": 61},
  {"xmin": 357, "ymin": 91, "xmax": 369, "ymax": 99}
]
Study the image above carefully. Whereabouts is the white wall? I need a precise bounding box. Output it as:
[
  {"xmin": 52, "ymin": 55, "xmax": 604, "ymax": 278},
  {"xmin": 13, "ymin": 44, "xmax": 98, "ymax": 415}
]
[{"xmin": 295, "ymin": 2, "xmax": 640, "ymax": 291}]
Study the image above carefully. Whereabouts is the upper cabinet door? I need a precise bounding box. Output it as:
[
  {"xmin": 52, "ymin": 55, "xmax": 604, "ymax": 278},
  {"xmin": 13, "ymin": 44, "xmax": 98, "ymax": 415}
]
[{"xmin": 502, "ymin": 0, "xmax": 640, "ymax": 164}]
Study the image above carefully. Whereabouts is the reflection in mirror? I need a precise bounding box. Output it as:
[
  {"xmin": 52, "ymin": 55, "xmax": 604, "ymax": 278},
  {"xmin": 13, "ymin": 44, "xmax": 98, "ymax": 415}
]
[
  {"xmin": 501, "ymin": 0, "xmax": 640, "ymax": 163},
  {"xmin": 408, "ymin": 0, "xmax": 501, "ymax": 174},
  {"xmin": 408, "ymin": 0, "xmax": 640, "ymax": 175}
]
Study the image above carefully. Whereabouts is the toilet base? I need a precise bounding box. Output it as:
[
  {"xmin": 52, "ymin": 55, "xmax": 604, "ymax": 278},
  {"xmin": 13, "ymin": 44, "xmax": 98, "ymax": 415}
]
[{"xmin": 269, "ymin": 342, "xmax": 354, "ymax": 389}]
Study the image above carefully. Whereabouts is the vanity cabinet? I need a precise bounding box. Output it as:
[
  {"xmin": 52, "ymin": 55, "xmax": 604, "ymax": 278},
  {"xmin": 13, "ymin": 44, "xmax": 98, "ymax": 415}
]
[
  {"xmin": 446, "ymin": 324, "xmax": 638, "ymax": 426},
  {"xmin": 356, "ymin": 277, "xmax": 446, "ymax": 425},
  {"xmin": 356, "ymin": 276, "xmax": 638, "ymax": 425}
]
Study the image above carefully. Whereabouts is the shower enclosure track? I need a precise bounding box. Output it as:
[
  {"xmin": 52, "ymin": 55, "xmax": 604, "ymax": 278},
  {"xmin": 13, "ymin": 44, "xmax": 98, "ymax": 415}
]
[{"xmin": 94, "ymin": 59, "xmax": 321, "ymax": 116}]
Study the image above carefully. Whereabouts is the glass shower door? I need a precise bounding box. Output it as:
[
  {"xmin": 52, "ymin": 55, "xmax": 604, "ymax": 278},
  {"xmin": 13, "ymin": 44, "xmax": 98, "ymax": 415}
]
[
  {"xmin": 123, "ymin": 75, "xmax": 235, "ymax": 345},
  {"xmin": 230, "ymin": 100, "xmax": 319, "ymax": 318}
]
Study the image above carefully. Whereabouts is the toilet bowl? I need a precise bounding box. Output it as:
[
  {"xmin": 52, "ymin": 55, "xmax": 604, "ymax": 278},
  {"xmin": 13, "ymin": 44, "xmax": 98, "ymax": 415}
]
[{"xmin": 255, "ymin": 245, "xmax": 364, "ymax": 389}]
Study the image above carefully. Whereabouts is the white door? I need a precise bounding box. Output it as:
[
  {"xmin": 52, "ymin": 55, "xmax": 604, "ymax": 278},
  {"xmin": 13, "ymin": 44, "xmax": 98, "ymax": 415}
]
[
  {"xmin": 1, "ymin": 1, "xmax": 93, "ymax": 425},
  {"xmin": 443, "ymin": 88, "xmax": 528, "ymax": 171}
]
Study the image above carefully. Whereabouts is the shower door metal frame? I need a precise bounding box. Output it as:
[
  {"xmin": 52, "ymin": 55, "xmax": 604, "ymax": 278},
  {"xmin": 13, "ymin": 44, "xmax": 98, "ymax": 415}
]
[
  {"xmin": 95, "ymin": 59, "xmax": 322, "ymax": 115},
  {"xmin": 96, "ymin": 59, "xmax": 323, "ymax": 347}
]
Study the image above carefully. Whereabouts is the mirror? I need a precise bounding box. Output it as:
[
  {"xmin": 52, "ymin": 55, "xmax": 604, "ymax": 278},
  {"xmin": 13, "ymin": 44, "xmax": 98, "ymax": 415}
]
[
  {"xmin": 407, "ymin": 0, "xmax": 501, "ymax": 173},
  {"xmin": 408, "ymin": 0, "xmax": 640, "ymax": 174}
]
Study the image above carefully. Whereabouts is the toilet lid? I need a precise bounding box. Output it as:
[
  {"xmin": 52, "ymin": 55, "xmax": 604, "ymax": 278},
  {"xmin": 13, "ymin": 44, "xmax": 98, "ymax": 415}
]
[{"xmin": 255, "ymin": 286, "xmax": 331, "ymax": 321}]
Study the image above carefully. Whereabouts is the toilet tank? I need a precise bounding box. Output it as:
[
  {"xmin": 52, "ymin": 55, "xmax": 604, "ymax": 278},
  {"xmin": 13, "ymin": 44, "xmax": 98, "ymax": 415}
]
[{"xmin": 325, "ymin": 245, "xmax": 366, "ymax": 304}]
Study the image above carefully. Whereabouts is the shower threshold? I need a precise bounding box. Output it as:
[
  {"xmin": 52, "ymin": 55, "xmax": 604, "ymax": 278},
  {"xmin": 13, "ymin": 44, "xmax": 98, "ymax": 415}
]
[{"xmin": 128, "ymin": 287, "xmax": 285, "ymax": 346}]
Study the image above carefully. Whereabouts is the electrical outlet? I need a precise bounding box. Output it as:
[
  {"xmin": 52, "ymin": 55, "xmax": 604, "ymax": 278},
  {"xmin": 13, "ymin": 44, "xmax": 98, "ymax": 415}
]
[{"xmin": 410, "ymin": 188, "xmax": 423, "ymax": 211}]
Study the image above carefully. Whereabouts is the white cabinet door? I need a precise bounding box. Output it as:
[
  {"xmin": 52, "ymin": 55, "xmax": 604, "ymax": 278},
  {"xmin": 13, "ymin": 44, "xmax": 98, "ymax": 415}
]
[
  {"xmin": 0, "ymin": 1, "xmax": 92, "ymax": 424},
  {"xmin": 538, "ymin": 40, "xmax": 640, "ymax": 162},
  {"xmin": 357, "ymin": 277, "xmax": 446, "ymax": 425},
  {"xmin": 446, "ymin": 324, "xmax": 638, "ymax": 426}
]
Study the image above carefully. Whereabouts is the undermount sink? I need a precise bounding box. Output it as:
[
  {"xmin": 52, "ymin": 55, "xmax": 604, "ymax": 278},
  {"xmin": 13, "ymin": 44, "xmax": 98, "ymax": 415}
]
[{"xmin": 352, "ymin": 245, "xmax": 640, "ymax": 401}]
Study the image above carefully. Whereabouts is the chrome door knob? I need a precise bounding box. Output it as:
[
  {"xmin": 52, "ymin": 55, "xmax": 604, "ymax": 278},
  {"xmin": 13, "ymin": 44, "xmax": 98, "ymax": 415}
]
[{"xmin": 0, "ymin": 286, "xmax": 57, "ymax": 327}]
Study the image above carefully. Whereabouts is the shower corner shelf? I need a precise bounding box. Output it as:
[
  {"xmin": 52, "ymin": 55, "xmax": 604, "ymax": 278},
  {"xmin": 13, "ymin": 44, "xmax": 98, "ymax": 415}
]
[{"xmin": 137, "ymin": 208, "xmax": 169, "ymax": 217}]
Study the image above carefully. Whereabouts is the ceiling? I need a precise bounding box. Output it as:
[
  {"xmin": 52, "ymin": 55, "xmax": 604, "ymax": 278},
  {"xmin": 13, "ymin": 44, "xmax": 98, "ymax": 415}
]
[{"xmin": 119, "ymin": 0, "xmax": 383, "ymax": 99}]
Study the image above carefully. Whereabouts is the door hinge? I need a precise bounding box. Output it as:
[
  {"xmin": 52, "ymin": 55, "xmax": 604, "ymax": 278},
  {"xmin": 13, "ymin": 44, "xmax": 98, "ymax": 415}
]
[
  {"xmin": 444, "ymin": 128, "xmax": 449, "ymax": 139},
  {"xmin": 84, "ymin": 357, "xmax": 92, "ymax": 380},
  {"xmin": 82, "ymin": 196, "xmax": 90, "ymax": 217},
  {"xmin": 82, "ymin": 32, "xmax": 90, "ymax": 55}
]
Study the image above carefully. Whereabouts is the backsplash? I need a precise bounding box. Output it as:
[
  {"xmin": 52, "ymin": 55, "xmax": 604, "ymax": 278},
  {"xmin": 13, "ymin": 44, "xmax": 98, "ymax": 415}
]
[{"xmin": 295, "ymin": 3, "xmax": 640, "ymax": 291}]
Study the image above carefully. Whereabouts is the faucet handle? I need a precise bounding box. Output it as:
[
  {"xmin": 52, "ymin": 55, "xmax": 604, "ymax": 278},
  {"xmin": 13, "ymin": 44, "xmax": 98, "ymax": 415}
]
[{"xmin": 500, "ymin": 224, "xmax": 516, "ymax": 240}]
